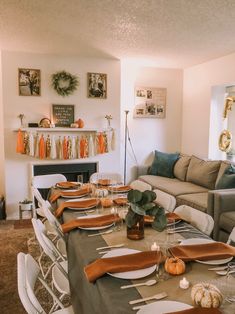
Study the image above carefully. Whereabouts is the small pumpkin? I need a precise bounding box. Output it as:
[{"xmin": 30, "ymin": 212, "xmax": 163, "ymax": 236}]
[
  {"xmin": 77, "ymin": 118, "xmax": 84, "ymax": 128},
  {"xmin": 164, "ymin": 257, "xmax": 186, "ymax": 275},
  {"xmin": 191, "ymin": 283, "xmax": 223, "ymax": 308},
  {"xmin": 100, "ymin": 198, "xmax": 113, "ymax": 208}
]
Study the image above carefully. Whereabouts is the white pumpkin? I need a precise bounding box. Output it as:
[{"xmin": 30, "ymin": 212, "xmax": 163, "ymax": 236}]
[{"xmin": 191, "ymin": 283, "xmax": 223, "ymax": 308}]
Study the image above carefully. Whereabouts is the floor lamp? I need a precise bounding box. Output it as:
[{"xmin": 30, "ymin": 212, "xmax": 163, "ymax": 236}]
[{"xmin": 124, "ymin": 110, "xmax": 129, "ymax": 184}]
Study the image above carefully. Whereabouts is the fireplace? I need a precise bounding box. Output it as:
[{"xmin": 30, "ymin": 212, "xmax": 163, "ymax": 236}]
[{"xmin": 32, "ymin": 162, "xmax": 98, "ymax": 200}]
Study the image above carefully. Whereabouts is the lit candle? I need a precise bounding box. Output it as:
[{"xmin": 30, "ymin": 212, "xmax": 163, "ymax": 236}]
[
  {"xmin": 151, "ymin": 242, "xmax": 160, "ymax": 251},
  {"xmin": 179, "ymin": 277, "xmax": 189, "ymax": 289}
]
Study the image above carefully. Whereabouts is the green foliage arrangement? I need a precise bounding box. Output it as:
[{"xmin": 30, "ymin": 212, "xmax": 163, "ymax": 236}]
[
  {"xmin": 51, "ymin": 70, "xmax": 79, "ymax": 97},
  {"xmin": 125, "ymin": 189, "xmax": 167, "ymax": 232}
]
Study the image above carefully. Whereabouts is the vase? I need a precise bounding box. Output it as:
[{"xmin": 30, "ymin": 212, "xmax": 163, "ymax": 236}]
[{"xmin": 126, "ymin": 212, "xmax": 145, "ymax": 240}]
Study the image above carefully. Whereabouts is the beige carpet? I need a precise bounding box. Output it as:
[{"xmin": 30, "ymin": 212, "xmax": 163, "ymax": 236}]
[{"xmin": 0, "ymin": 219, "xmax": 69, "ymax": 314}]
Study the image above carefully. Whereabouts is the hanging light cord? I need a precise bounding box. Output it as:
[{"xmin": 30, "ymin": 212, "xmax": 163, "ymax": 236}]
[{"xmin": 127, "ymin": 125, "xmax": 138, "ymax": 165}]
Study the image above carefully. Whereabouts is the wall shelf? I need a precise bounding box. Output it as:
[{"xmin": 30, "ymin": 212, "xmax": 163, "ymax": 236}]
[{"xmin": 13, "ymin": 127, "xmax": 101, "ymax": 132}]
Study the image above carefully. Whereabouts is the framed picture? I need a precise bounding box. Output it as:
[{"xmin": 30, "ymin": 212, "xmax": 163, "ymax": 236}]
[
  {"xmin": 52, "ymin": 104, "xmax": 74, "ymax": 127},
  {"xmin": 134, "ymin": 87, "xmax": 166, "ymax": 118},
  {"xmin": 18, "ymin": 68, "xmax": 41, "ymax": 96},
  {"xmin": 87, "ymin": 72, "xmax": 107, "ymax": 99}
]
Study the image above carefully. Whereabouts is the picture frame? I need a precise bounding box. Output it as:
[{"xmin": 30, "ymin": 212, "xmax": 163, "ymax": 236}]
[
  {"xmin": 18, "ymin": 68, "xmax": 41, "ymax": 96},
  {"xmin": 134, "ymin": 87, "xmax": 166, "ymax": 119},
  {"xmin": 52, "ymin": 104, "xmax": 75, "ymax": 127},
  {"xmin": 87, "ymin": 72, "xmax": 107, "ymax": 99}
]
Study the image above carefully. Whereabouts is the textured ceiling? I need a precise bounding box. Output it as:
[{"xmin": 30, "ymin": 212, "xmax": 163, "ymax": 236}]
[{"xmin": 1, "ymin": 0, "xmax": 235, "ymax": 68}]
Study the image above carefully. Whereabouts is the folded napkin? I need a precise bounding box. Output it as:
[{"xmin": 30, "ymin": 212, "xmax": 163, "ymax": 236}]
[
  {"xmin": 84, "ymin": 250, "xmax": 165, "ymax": 282},
  {"xmin": 55, "ymin": 199, "xmax": 100, "ymax": 217},
  {"xmin": 163, "ymin": 307, "xmax": 222, "ymax": 314},
  {"xmin": 61, "ymin": 214, "xmax": 120, "ymax": 233},
  {"xmin": 98, "ymin": 179, "xmax": 111, "ymax": 186},
  {"xmin": 113, "ymin": 197, "xmax": 128, "ymax": 206},
  {"xmin": 108, "ymin": 185, "xmax": 131, "ymax": 192},
  {"xmin": 169, "ymin": 242, "xmax": 235, "ymax": 262},
  {"xmin": 56, "ymin": 181, "xmax": 80, "ymax": 189},
  {"xmin": 49, "ymin": 187, "xmax": 91, "ymax": 203},
  {"xmin": 166, "ymin": 212, "xmax": 182, "ymax": 222},
  {"xmin": 164, "ymin": 307, "xmax": 222, "ymax": 314}
]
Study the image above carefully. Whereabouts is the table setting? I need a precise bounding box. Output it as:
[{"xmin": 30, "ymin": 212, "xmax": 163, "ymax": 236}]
[{"xmin": 48, "ymin": 182, "xmax": 235, "ymax": 314}]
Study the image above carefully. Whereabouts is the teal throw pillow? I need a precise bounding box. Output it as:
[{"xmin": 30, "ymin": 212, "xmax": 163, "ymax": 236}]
[
  {"xmin": 216, "ymin": 165, "xmax": 235, "ymax": 189},
  {"xmin": 149, "ymin": 150, "xmax": 180, "ymax": 178}
]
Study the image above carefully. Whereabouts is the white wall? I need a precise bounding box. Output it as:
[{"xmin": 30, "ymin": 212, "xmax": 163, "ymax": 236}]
[
  {"xmin": 2, "ymin": 51, "xmax": 120, "ymax": 219},
  {"xmin": 121, "ymin": 61, "xmax": 183, "ymax": 183},
  {"xmin": 182, "ymin": 52, "xmax": 235, "ymax": 158},
  {"xmin": 0, "ymin": 51, "xmax": 6, "ymax": 195}
]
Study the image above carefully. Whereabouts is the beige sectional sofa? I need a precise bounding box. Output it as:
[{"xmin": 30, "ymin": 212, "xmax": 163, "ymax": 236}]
[{"xmin": 136, "ymin": 154, "xmax": 235, "ymax": 241}]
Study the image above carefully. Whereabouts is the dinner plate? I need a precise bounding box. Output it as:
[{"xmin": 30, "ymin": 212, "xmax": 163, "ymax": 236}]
[
  {"xmin": 77, "ymin": 214, "xmax": 114, "ymax": 230},
  {"xmin": 180, "ymin": 238, "xmax": 234, "ymax": 265},
  {"xmin": 137, "ymin": 300, "xmax": 192, "ymax": 314},
  {"xmin": 66, "ymin": 198, "xmax": 98, "ymax": 210},
  {"xmin": 109, "ymin": 185, "xmax": 131, "ymax": 193},
  {"xmin": 56, "ymin": 181, "xmax": 82, "ymax": 190},
  {"xmin": 102, "ymin": 248, "xmax": 156, "ymax": 279},
  {"xmin": 61, "ymin": 190, "xmax": 89, "ymax": 199},
  {"xmin": 167, "ymin": 219, "xmax": 181, "ymax": 227}
]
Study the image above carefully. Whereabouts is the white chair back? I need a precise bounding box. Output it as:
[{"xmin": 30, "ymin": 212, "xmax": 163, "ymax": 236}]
[
  {"xmin": 174, "ymin": 205, "xmax": 214, "ymax": 236},
  {"xmin": 89, "ymin": 172, "xmax": 122, "ymax": 184},
  {"xmin": 227, "ymin": 227, "xmax": 235, "ymax": 245},
  {"xmin": 153, "ymin": 189, "xmax": 176, "ymax": 212},
  {"xmin": 17, "ymin": 252, "xmax": 41, "ymax": 314},
  {"xmin": 43, "ymin": 201, "xmax": 64, "ymax": 239},
  {"xmin": 32, "ymin": 174, "xmax": 67, "ymax": 189},
  {"xmin": 130, "ymin": 180, "xmax": 152, "ymax": 192}
]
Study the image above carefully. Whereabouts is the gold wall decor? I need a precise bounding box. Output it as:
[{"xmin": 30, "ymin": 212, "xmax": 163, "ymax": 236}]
[
  {"xmin": 223, "ymin": 96, "xmax": 235, "ymax": 119},
  {"xmin": 218, "ymin": 129, "xmax": 232, "ymax": 152}
]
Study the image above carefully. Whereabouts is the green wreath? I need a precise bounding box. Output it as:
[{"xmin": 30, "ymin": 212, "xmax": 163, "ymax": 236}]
[{"xmin": 51, "ymin": 70, "xmax": 79, "ymax": 97}]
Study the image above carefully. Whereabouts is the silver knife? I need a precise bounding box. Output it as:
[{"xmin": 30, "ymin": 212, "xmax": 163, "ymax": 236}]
[{"xmin": 208, "ymin": 265, "xmax": 228, "ymax": 271}]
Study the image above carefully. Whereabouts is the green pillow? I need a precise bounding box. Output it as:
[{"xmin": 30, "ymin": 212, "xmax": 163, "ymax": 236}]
[
  {"xmin": 216, "ymin": 165, "xmax": 235, "ymax": 189},
  {"xmin": 149, "ymin": 150, "xmax": 180, "ymax": 178}
]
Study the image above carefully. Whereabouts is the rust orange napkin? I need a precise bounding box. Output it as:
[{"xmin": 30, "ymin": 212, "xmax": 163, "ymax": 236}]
[
  {"xmin": 61, "ymin": 214, "xmax": 121, "ymax": 233},
  {"xmin": 108, "ymin": 185, "xmax": 131, "ymax": 192},
  {"xmin": 84, "ymin": 250, "xmax": 165, "ymax": 283},
  {"xmin": 56, "ymin": 181, "xmax": 80, "ymax": 189},
  {"xmin": 50, "ymin": 187, "xmax": 91, "ymax": 203},
  {"xmin": 169, "ymin": 242, "xmax": 235, "ymax": 262},
  {"xmin": 98, "ymin": 179, "xmax": 111, "ymax": 186},
  {"xmin": 164, "ymin": 307, "xmax": 222, "ymax": 314},
  {"xmin": 55, "ymin": 199, "xmax": 100, "ymax": 217},
  {"xmin": 113, "ymin": 197, "xmax": 128, "ymax": 206},
  {"xmin": 166, "ymin": 212, "xmax": 182, "ymax": 222}
]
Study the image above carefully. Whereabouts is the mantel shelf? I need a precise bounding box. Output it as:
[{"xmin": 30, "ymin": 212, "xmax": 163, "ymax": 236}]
[{"xmin": 13, "ymin": 127, "xmax": 104, "ymax": 132}]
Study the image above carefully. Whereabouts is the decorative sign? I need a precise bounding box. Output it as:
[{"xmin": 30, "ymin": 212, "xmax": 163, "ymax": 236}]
[
  {"xmin": 52, "ymin": 104, "xmax": 74, "ymax": 127},
  {"xmin": 134, "ymin": 87, "xmax": 167, "ymax": 118}
]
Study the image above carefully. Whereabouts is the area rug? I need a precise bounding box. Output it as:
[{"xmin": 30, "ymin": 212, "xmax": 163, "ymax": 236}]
[{"xmin": 0, "ymin": 220, "xmax": 70, "ymax": 313}]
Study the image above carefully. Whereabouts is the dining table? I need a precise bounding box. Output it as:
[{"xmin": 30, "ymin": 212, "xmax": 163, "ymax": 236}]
[{"xmin": 50, "ymin": 188, "xmax": 235, "ymax": 314}]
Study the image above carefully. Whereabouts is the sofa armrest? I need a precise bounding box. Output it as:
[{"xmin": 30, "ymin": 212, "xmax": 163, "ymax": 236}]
[
  {"xmin": 134, "ymin": 165, "xmax": 149, "ymax": 177},
  {"xmin": 209, "ymin": 189, "xmax": 235, "ymax": 240}
]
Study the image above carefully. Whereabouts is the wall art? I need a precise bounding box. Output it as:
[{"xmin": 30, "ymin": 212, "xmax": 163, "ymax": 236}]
[
  {"xmin": 18, "ymin": 68, "xmax": 41, "ymax": 96},
  {"xmin": 87, "ymin": 72, "xmax": 107, "ymax": 99},
  {"xmin": 134, "ymin": 87, "xmax": 166, "ymax": 118}
]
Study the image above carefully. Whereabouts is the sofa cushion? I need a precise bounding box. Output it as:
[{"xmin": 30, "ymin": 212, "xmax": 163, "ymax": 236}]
[
  {"xmin": 149, "ymin": 150, "xmax": 179, "ymax": 178},
  {"xmin": 173, "ymin": 154, "xmax": 191, "ymax": 181},
  {"xmin": 139, "ymin": 175, "xmax": 208, "ymax": 197},
  {"xmin": 215, "ymin": 160, "xmax": 231, "ymax": 187},
  {"xmin": 215, "ymin": 165, "xmax": 235, "ymax": 189},
  {"xmin": 219, "ymin": 211, "xmax": 235, "ymax": 234},
  {"xmin": 186, "ymin": 155, "xmax": 221, "ymax": 189},
  {"xmin": 176, "ymin": 192, "xmax": 208, "ymax": 213}
]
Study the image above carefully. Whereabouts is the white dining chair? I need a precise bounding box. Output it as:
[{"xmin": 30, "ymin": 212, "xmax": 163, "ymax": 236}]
[
  {"xmin": 31, "ymin": 174, "xmax": 67, "ymax": 218},
  {"xmin": 31, "ymin": 218, "xmax": 70, "ymax": 300},
  {"xmin": 130, "ymin": 179, "xmax": 152, "ymax": 192},
  {"xmin": 89, "ymin": 172, "xmax": 122, "ymax": 184},
  {"xmin": 153, "ymin": 189, "xmax": 176, "ymax": 212},
  {"xmin": 174, "ymin": 205, "xmax": 214, "ymax": 236},
  {"xmin": 227, "ymin": 227, "xmax": 235, "ymax": 245},
  {"xmin": 17, "ymin": 252, "xmax": 74, "ymax": 314}
]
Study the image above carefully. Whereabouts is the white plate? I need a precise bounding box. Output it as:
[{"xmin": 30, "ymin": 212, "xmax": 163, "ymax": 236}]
[
  {"xmin": 77, "ymin": 214, "xmax": 114, "ymax": 230},
  {"xmin": 137, "ymin": 300, "xmax": 192, "ymax": 314},
  {"xmin": 56, "ymin": 181, "xmax": 82, "ymax": 189},
  {"xmin": 66, "ymin": 198, "xmax": 98, "ymax": 210},
  {"xmin": 62, "ymin": 191, "xmax": 89, "ymax": 199},
  {"xmin": 109, "ymin": 185, "xmax": 131, "ymax": 193},
  {"xmin": 102, "ymin": 248, "xmax": 156, "ymax": 279},
  {"xmin": 180, "ymin": 238, "xmax": 233, "ymax": 265}
]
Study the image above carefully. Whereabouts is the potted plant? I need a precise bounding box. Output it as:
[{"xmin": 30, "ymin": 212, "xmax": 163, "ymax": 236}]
[
  {"xmin": 19, "ymin": 198, "xmax": 33, "ymax": 211},
  {"xmin": 125, "ymin": 189, "xmax": 167, "ymax": 240}
]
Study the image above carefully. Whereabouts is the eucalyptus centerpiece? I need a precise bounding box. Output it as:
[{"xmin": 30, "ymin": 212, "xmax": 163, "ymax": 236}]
[{"xmin": 125, "ymin": 189, "xmax": 167, "ymax": 240}]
